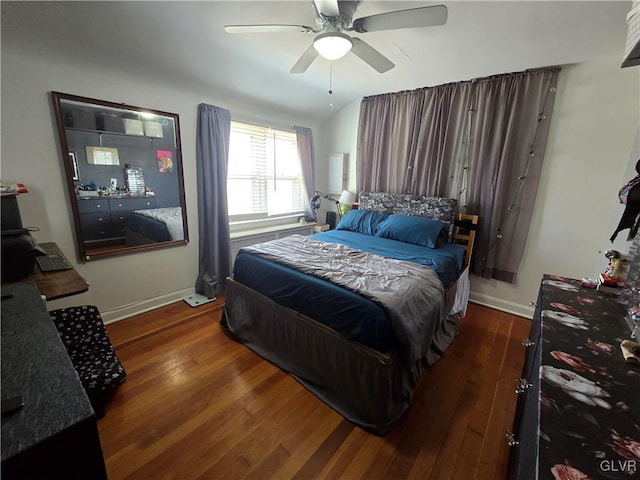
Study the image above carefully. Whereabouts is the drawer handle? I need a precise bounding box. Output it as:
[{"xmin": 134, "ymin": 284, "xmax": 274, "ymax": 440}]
[
  {"xmin": 522, "ymin": 339, "xmax": 535, "ymax": 348},
  {"xmin": 506, "ymin": 432, "xmax": 519, "ymax": 447},
  {"xmin": 98, "ymin": 218, "xmax": 103, "ymax": 222},
  {"xmin": 515, "ymin": 378, "xmax": 532, "ymax": 394},
  {"xmin": 97, "ymin": 205, "xmax": 101, "ymax": 208}
]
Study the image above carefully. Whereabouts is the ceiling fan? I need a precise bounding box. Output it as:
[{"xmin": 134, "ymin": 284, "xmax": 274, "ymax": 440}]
[{"xmin": 224, "ymin": 1, "xmax": 447, "ymax": 74}]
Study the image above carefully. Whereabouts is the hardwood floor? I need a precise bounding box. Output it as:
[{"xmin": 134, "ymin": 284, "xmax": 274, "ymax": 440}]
[{"xmin": 99, "ymin": 298, "xmax": 531, "ymax": 479}]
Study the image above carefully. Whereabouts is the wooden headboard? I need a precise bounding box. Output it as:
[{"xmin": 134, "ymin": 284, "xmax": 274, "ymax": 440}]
[
  {"xmin": 453, "ymin": 213, "xmax": 478, "ymax": 270},
  {"xmin": 358, "ymin": 191, "xmax": 478, "ymax": 270}
]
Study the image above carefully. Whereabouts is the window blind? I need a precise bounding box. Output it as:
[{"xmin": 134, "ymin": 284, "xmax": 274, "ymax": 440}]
[{"xmin": 228, "ymin": 121, "xmax": 304, "ymax": 220}]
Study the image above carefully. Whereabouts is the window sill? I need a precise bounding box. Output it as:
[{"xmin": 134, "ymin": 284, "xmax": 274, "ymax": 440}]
[
  {"xmin": 229, "ymin": 222, "xmax": 314, "ymax": 240},
  {"xmin": 229, "ymin": 213, "xmax": 304, "ymax": 235}
]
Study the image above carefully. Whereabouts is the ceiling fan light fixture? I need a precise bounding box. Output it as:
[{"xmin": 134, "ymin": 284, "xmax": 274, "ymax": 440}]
[{"xmin": 313, "ymin": 32, "xmax": 353, "ymax": 60}]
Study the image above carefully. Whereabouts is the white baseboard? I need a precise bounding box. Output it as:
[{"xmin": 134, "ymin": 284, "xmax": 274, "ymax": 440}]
[
  {"xmin": 100, "ymin": 287, "xmax": 195, "ymax": 324},
  {"xmin": 469, "ymin": 291, "xmax": 535, "ymax": 319},
  {"xmin": 99, "ymin": 287, "xmax": 533, "ymax": 325}
]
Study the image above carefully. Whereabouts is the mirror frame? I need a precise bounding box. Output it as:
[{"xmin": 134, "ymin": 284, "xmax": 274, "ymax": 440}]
[{"xmin": 51, "ymin": 91, "xmax": 189, "ymax": 261}]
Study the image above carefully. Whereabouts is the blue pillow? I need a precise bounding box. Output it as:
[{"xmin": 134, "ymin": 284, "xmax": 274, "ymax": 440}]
[
  {"xmin": 376, "ymin": 214, "xmax": 448, "ymax": 248},
  {"xmin": 335, "ymin": 209, "xmax": 389, "ymax": 236}
]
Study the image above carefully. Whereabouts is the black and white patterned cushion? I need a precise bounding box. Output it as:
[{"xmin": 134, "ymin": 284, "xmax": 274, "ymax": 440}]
[
  {"xmin": 358, "ymin": 192, "xmax": 458, "ymax": 239},
  {"xmin": 49, "ymin": 305, "xmax": 126, "ymax": 398}
]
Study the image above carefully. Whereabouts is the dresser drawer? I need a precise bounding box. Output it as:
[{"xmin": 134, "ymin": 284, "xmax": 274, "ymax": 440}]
[
  {"xmin": 109, "ymin": 197, "xmax": 156, "ymax": 212},
  {"xmin": 80, "ymin": 213, "xmax": 112, "ymax": 240},
  {"xmin": 77, "ymin": 198, "xmax": 110, "ymax": 214},
  {"xmin": 522, "ymin": 290, "xmax": 542, "ymax": 381},
  {"xmin": 507, "ymin": 356, "xmax": 541, "ymax": 480},
  {"xmin": 111, "ymin": 212, "xmax": 131, "ymax": 237}
]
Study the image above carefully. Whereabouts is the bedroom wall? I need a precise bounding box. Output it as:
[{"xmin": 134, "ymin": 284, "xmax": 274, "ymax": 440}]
[
  {"xmin": 1, "ymin": 44, "xmax": 320, "ymax": 322},
  {"xmin": 318, "ymin": 55, "xmax": 639, "ymax": 318},
  {"xmin": 314, "ymin": 101, "xmax": 360, "ymax": 223}
]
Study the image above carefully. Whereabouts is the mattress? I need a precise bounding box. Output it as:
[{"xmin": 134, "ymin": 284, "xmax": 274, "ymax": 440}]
[{"xmin": 232, "ymin": 230, "xmax": 465, "ymax": 352}]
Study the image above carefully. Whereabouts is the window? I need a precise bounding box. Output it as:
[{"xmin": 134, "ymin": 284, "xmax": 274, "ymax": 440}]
[{"xmin": 227, "ymin": 121, "xmax": 305, "ymax": 222}]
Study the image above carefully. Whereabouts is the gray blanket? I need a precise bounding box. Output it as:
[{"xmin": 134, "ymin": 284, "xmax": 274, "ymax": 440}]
[{"xmin": 241, "ymin": 234, "xmax": 447, "ymax": 365}]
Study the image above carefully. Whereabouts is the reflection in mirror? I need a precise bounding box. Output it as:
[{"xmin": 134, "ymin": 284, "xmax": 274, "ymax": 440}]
[{"xmin": 52, "ymin": 92, "xmax": 188, "ymax": 261}]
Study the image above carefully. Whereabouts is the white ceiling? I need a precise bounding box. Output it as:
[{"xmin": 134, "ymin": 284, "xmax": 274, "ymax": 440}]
[{"xmin": 1, "ymin": 1, "xmax": 632, "ymax": 121}]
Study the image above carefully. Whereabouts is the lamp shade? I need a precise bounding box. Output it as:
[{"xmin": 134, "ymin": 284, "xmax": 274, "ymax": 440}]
[
  {"xmin": 313, "ymin": 32, "xmax": 353, "ymax": 60},
  {"xmin": 338, "ymin": 190, "xmax": 356, "ymax": 205}
]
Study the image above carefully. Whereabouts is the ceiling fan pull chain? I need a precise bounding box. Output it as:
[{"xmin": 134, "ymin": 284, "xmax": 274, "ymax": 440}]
[{"xmin": 328, "ymin": 63, "xmax": 335, "ymax": 109}]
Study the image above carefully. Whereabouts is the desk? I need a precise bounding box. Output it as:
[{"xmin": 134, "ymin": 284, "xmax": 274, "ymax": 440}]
[
  {"xmin": 32, "ymin": 242, "xmax": 88, "ymax": 300},
  {"xmin": 1, "ymin": 280, "xmax": 107, "ymax": 479}
]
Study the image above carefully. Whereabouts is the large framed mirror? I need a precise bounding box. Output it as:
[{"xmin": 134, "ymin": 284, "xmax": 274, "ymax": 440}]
[{"xmin": 51, "ymin": 92, "xmax": 188, "ymax": 261}]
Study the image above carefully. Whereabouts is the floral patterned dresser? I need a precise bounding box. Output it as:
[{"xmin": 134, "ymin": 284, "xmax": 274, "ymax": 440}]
[{"xmin": 507, "ymin": 275, "xmax": 640, "ymax": 479}]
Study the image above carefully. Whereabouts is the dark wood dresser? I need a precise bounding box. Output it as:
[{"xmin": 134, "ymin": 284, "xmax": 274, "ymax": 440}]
[
  {"xmin": 77, "ymin": 195, "xmax": 157, "ymax": 243},
  {"xmin": 507, "ymin": 274, "xmax": 640, "ymax": 479}
]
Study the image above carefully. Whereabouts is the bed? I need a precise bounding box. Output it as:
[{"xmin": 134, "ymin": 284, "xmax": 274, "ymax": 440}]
[
  {"xmin": 222, "ymin": 192, "xmax": 477, "ymax": 435},
  {"xmin": 125, "ymin": 207, "xmax": 184, "ymax": 246}
]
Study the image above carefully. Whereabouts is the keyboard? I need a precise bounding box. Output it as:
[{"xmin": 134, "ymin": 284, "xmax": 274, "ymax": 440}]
[{"xmin": 35, "ymin": 254, "xmax": 72, "ymax": 272}]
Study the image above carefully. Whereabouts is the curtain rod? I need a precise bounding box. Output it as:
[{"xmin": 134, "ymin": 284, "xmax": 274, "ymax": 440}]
[{"xmin": 361, "ymin": 66, "xmax": 562, "ymax": 101}]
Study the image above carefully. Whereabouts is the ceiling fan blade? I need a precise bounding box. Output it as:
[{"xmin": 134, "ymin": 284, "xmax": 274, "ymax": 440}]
[
  {"xmin": 350, "ymin": 38, "xmax": 394, "ymax": 73},
  {"xmin": 290, "ymin": 45, "xmax": 319, "ymax": 74},
  {"xmin": 352, "ymin": 5, "xmax": 447, "ymax": 33},
  {"xmin": 224, "ymin": 24, "xmax": 315, "ymax": 34},
  {"xmin": 338, "ymin": 0, "xmax": 359, "ymax": 20},
  {"xmin": 313, "ymin": 0, "xmax": 340, "ymax": 17}
]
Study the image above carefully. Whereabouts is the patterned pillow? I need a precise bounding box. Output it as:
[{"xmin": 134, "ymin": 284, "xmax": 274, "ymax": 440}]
[{"xmin": 358, "ymin": 192, "xmax": 457, "ymax": 239}]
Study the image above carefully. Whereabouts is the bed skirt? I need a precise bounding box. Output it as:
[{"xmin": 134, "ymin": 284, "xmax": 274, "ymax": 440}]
[{"xmin": 222, "ymin": 274, "xmax": 465, "ymax": 435}]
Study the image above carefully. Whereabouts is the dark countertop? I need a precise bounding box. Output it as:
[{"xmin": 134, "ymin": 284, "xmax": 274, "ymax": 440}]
[{"xmin": 1, "ymin": 280, "xmax": 95, "ymax": 460}]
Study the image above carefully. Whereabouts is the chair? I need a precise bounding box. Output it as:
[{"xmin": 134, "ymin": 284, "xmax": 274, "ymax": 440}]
[{"xmin": 48, "ymin": 305, "xmax": 126, "ymax": 418}]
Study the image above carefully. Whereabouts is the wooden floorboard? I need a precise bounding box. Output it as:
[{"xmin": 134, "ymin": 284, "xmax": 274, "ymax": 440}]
[{"xmin": 98, "ymin": 298, "xmax": 531, "ymax": 479}]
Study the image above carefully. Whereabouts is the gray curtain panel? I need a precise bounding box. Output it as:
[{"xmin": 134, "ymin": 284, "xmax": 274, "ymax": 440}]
[
  {"xmin": 466, "ymin": 68, "xmax": 560, "ymax": 282},
  {"xmin": 405, "ymin": 83, "xmax": 474, "ymax": 198},
  {"xmin": 356, "ymin": 67, "xmax": 560, "ymax": 283},
  {"xmin": 357, "ymin": 84, "xmax": 474, "ymax": 198},
  {"xmin": 294, "ymin": 125, "xmax": 316, "ymax": 221},
  {"xmin": 195, "ymin": 103, "xmax": 231, "ymax": 298},
  {"xmin": 357, "ymin": 91, "xmax": 425, "ymax": 194}
]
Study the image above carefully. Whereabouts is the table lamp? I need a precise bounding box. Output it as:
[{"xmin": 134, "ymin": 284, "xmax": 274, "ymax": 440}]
[
  {"xmin": 338, "ymin": 190, "xmax": 356, "ymax": 216},
  {"xmin": 313, "ymin": 190, "xmax": 357, "ymax": 220}
]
